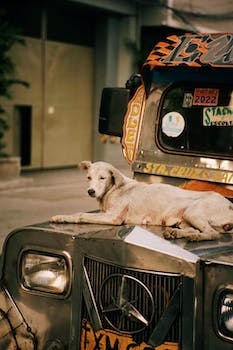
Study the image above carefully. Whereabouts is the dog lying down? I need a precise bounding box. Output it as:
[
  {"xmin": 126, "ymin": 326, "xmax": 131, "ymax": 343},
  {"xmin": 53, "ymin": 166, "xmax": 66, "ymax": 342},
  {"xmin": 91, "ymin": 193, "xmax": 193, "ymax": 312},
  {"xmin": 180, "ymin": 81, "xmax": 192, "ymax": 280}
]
[{"xmin": 50, "ymin": 161, "xmax": 233, "ymax": 241}]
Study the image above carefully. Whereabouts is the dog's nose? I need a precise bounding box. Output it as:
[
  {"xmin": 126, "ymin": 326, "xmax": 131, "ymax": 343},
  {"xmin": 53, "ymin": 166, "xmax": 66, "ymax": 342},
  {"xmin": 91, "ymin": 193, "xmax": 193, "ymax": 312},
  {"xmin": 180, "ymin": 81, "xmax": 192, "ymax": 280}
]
[{"xmin": 88, "ymin": 189, "xmax": 96, "ymax": 197}]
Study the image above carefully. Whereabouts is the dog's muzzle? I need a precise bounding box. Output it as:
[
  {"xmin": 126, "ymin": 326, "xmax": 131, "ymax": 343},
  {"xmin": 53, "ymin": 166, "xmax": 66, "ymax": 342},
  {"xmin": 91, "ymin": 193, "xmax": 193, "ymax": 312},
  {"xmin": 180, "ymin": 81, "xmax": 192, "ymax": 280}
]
[{"xmin": 88, "ymin": 189, "xmax": 96, "ymax": 197}]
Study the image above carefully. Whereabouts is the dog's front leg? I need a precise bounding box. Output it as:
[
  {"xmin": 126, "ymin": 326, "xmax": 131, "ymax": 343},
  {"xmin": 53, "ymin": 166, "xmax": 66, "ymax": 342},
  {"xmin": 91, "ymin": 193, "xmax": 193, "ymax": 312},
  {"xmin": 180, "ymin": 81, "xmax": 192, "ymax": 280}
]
[
  {"xmin": 50, "ymin": 206, "xmax": 128, "ymax": 225},
  {"xmin": 77, "ymin": 211, "xmax": 125, "ymax": 225},
  {"xmin": 50, "ymin": 213, "xmax": 82, "ymax": 223}
]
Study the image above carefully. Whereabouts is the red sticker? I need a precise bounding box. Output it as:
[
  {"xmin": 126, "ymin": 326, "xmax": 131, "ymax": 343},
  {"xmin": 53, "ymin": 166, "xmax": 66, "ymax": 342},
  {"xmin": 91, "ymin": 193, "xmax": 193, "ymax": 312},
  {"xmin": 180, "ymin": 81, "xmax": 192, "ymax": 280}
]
[{"xmin": 193, "ymin": 88, "xmax": 219, "ymax": 106}]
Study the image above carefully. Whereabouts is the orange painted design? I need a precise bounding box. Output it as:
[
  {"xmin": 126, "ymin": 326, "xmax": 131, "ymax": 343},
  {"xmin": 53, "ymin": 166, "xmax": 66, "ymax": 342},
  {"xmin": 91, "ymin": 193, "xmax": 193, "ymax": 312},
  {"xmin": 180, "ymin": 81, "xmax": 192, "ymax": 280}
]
[
  {"xmin": 179, "ymin": 180, "xmax": 233, "ymax": 198},
  {"xmin": 143, "ymin": 33, "xmax": 233, "ymax": 70},
  {"xmin": 145, "ymin": 35, "xmax": 181, "ymax": 67},
  {"xmin": 121, "ymin": 85, "xmax": 146, "ymax": 164},
  {"xmin": 80, "ymin": 320, "xmax": 178, "ymax": 350}
]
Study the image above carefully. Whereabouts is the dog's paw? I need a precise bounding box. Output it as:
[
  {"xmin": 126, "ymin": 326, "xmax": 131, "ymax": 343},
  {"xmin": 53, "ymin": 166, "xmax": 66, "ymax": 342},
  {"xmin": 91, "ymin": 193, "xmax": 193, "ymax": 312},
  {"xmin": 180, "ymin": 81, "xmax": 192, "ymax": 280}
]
[
  {"xmin": 186, "ymin": 233, "xmax": 202, "ymax": 241},
  {"xmin": 50, "ymin": 215, "xmax": 79, "ymax": 223},
  {"xmin": 163, "ymin": 228, "xmax": 178, "ymax": 239},
  {"xmin": 50, "ymin": 215, "xmax": 67, "ymax": 223}
]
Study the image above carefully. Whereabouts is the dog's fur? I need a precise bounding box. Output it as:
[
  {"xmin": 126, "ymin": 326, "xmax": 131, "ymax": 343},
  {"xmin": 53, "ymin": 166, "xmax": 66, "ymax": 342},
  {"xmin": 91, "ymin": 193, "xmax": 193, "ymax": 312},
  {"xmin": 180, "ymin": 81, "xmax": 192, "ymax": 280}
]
[{"xmin": 50, "ymin": 161, "xmax": 233, "ymax": 241}]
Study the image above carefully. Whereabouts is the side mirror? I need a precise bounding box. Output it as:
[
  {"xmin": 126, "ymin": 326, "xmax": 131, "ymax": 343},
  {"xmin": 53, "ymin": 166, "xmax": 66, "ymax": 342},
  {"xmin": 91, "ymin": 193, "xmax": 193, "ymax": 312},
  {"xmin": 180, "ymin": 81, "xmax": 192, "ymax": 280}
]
[{"xmin": 98, "ymin": 87, "xmax": 129, "ymax": 137}]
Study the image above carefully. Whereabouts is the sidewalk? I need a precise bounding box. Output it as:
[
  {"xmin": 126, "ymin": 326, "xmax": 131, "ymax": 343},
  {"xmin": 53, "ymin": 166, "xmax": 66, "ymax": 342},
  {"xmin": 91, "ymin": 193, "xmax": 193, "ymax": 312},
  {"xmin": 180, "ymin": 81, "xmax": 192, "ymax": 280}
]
[{"xmin": 0, "ymin": 149, "xmax": 131, "ymax": 252}]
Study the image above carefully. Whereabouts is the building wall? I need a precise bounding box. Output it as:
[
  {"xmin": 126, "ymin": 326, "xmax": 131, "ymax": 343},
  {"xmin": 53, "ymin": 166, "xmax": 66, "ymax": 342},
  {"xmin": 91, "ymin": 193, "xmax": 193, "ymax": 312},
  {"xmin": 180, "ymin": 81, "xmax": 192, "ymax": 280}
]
[
  {"xmin": 1, "ymin": 0, "xmax": 138, "ymax": 169},
  {"xmin": 3, "ymin": 37, "xmax": 94, "ymax": 169},
  {"xmin": 3, "ymin": 37, "xmax": 43, "ymax": 168},
  {"xmin": 43, "ymin": 40, "xmax": 93, "ymax": 167}
]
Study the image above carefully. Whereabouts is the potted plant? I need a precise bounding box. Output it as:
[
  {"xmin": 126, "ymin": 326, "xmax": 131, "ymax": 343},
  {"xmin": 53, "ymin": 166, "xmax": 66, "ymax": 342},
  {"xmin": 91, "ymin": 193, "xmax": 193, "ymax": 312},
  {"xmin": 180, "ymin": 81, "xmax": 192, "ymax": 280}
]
[{"xmin": 0, "ymin": 10, "xmax": 29, "ymax": 180}]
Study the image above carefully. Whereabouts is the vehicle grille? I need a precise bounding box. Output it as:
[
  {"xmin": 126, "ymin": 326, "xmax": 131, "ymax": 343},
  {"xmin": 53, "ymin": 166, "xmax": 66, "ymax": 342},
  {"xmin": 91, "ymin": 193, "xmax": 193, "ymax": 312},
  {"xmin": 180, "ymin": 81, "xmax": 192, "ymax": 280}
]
[{"xmin": 82, "ymin": 257, "xmax": 182, "ymax": 344}]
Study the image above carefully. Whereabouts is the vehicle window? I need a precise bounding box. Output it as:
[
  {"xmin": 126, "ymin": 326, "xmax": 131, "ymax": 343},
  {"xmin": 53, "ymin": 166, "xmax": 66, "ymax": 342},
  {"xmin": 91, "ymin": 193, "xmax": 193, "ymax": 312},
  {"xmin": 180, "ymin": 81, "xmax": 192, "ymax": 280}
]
[{"xmin": 157, "ymin": 83, "xmax": 233, "ymax": 159}]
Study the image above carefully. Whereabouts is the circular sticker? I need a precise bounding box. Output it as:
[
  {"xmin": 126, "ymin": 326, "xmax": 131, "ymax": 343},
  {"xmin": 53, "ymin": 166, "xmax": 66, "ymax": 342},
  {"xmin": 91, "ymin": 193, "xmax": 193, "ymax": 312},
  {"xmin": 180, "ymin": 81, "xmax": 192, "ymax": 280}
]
[{"xmin": 162, "ymin": 112, "xmax": 185, "ymax": 137}]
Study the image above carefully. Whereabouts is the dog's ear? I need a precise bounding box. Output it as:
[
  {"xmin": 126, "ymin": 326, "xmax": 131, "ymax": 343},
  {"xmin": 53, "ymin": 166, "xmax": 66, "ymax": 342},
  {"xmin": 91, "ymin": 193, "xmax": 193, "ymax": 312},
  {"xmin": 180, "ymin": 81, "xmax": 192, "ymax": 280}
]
[
  {"xmin": 78, "ymin": 160, "xmax": 92, "ymax": 170},
  {"xmin": 110, "ymin": 166, "xmax": 125, "ymax": 189}
]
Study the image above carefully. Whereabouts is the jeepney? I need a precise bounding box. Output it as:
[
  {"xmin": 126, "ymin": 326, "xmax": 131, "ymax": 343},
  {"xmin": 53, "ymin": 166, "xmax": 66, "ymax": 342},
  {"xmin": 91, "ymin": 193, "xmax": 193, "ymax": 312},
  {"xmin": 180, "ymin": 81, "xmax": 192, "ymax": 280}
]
[{"xmin": 1, "ymin": 33, "xmax": 233, "ymax": 350}]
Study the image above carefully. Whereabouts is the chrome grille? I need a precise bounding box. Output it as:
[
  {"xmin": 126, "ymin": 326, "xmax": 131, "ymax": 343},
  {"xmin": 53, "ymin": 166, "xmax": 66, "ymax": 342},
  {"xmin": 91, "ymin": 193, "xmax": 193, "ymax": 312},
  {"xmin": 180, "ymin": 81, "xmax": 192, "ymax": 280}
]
[{"xmin": 82, "ymin": 257, "xmax": 182, "ymax": 343}]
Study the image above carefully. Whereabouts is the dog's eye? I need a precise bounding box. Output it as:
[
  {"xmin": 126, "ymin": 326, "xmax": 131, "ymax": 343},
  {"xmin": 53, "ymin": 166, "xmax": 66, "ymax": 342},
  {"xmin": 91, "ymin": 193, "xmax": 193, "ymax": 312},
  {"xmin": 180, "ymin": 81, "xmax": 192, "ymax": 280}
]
[
  {"xmin": 87, "ymin": 176, "xmax": 92, "ymax": 181},
  {"xmin": 100, "ymin": 176, "xmax": 106, "ymax": 180}
]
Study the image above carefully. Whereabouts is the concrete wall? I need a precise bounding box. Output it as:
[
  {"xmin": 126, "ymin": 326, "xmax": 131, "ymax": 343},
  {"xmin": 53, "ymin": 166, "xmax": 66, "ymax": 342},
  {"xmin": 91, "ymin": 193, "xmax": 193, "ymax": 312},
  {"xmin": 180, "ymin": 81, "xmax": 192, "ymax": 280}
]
[
  {"xmin": 3, "ymin": 37, "xmax": 43, "ymax": 168},
  {"xmin": 43, "ymin": 40, "xmax": 93, "ymax": 167},
  {"xmin": 4, "ymin": 20, "xmax": 136, "ymax": 168},
  {"xmin": 4, "ymin": 37, "xmax": 94, "ymax": 169}
]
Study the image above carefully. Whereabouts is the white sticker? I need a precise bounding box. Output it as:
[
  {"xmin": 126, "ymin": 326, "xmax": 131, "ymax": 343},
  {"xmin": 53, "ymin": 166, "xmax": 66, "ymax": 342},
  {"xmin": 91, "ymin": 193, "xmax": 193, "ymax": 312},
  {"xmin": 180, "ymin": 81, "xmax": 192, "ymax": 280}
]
[
  {"xmin": 162, "ymin": 112, "xmax": 185, "ymax": 137},
  {"xmin": 203, "ymin": 106, "xmax": 233, "ymax": 126}
]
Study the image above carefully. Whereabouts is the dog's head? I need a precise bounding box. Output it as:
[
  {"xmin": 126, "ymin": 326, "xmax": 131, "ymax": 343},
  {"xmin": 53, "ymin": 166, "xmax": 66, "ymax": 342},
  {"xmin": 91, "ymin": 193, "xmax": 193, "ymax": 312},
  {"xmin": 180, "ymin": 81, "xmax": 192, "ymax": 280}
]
[{"xmin": 79, "ymin": 161, "xmax": 125, "ymax": 200}]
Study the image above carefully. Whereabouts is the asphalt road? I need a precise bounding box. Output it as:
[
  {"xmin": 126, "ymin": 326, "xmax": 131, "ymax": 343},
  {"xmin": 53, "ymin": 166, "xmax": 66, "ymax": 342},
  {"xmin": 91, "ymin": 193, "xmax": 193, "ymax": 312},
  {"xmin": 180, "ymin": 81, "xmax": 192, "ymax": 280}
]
[{"xmin": 0, "ymin": 151, "xmax": 131, "ymax": 253}]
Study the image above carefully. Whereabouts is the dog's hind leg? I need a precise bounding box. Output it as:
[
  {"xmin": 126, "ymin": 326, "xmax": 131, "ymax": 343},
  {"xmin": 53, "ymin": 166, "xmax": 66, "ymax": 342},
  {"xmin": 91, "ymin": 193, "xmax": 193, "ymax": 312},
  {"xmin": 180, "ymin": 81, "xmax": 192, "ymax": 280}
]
[
  {"xmin": 163, "ymin": 227, "xmax": 200, "ymax": 240},
  {"xmin": 181, "ymin": 207, "xmax": 221, "ymax": 240},
  {"xmin": 164, "ymin": 226, "xmax": 220, "ymax": 241}
]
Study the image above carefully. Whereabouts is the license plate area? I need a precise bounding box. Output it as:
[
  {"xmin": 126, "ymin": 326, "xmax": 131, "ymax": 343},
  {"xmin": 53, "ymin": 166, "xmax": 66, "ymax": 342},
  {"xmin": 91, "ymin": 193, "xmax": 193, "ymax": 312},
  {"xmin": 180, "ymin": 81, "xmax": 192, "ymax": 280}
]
[{"xmin": 81, "ymin": 320, "xmax": 178, "ymax": 350}]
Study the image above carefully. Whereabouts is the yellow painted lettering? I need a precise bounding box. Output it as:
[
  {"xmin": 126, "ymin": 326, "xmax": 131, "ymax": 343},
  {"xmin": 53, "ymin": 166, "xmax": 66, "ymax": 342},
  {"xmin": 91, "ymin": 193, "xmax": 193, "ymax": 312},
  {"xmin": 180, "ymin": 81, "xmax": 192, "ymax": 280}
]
[
  {"xmin": 143, "ymin": 163, "xmax": 153, "ymax": 173},
  {"xmin": 126, "ymin": 129, "xmax": 136, "ymax": 143},
  {"xmin": 127, "ymin": 117, "xmax": 138, "ymax": 128},
  {"xmin": 183, "ymin": 167, "xmax": 193, "ymax": 177},
  {"xmin": 222, "ymin": 172, "xmax": 230, "ymax": 183},
  {"xmin": 169, "ymin": 166, "xmax": 179, "ymax": 176},
  {"xmin": 189, "ymin": 169, "xmax": 200, "ymax": 179},
  {"xmin": 131, "ymin": 103, "xmax": 140, "ymax": 116},
  {"xmin": 201, "ymin": 171, "xmax": 210, "ymax": 180},
  {"xmin": 144, "ymin": 163, "xmax": 161, "ymax": 174},
  {"xmin": 134, "ymin": 89, "xmax": 143, "ymax": 103},
  {"xmin": 176, "ymin": 167, "xmax": 186, "ymax": 177},
  {"xmin": 212, "ymin": 172, "xmax": 224, "ymax": 182},
  {"xmin": 152, "ymin": 163, "xmax": 161, "ymax": 174},
  {"xmin": 227, "ymin": 173, "xmax": 233, "ymax": 183},
  {"xmin": 157, "ymin": 164, "xmax": 169, "ymax": 175}
]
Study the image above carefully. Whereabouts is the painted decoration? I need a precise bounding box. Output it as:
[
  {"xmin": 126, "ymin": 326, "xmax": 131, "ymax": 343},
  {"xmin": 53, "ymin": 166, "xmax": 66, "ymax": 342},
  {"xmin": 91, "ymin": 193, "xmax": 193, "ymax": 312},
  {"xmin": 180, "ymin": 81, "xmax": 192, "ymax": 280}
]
[
  {"xmin": 144, "ymin": 33, "xmax": 233, "ymax": 69},
  {"xmin": 81, "ymin": 320, "xmax": 178, "ymax": 350},
  {"xmin": 142, "ymin": 162, "xmax": 233, "ymax": 184},
  {"xmin": 121, "ymin": 84, "xmax": 146, "ymax": 164}
]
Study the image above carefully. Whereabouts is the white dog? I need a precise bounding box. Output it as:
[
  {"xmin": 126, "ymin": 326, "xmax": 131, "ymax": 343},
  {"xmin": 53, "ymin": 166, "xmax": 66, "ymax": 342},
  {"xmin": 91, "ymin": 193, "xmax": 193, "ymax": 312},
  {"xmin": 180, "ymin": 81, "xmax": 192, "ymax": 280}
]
[{"xmin": 50, "ymin": 161, "xmax": 233, "ymax": 241}]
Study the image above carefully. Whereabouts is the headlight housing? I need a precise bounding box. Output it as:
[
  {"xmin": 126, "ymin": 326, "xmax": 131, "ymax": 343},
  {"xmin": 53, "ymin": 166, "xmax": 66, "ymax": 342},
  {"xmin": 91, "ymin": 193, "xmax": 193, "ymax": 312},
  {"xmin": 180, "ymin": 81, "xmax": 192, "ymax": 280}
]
[
  {"xmin": 216, "ymin": 286, "xmax": 233, "ymax": 341},
  {"xmin": 20, "ymin": 251, "xmax": 70, "ymax": 295}
]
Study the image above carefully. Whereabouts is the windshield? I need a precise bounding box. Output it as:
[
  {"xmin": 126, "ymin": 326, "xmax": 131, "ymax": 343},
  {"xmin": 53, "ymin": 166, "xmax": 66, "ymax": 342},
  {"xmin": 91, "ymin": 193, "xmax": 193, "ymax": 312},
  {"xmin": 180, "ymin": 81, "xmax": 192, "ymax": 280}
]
[{"xmin": 156, "ymin": 81, "xmax": 233, "ymax": 159}]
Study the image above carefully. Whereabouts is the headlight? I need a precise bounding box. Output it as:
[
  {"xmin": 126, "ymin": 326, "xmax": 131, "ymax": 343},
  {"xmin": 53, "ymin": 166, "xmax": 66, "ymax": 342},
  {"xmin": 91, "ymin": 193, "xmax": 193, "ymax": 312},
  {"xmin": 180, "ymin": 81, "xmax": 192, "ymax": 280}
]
[
  {"xmin": 21, "ymin": 251, "xmax": 70, "ymax": 295},
  {"xmin": 217, "ymin": 288, "xmax": 233, "ymax": 339}
]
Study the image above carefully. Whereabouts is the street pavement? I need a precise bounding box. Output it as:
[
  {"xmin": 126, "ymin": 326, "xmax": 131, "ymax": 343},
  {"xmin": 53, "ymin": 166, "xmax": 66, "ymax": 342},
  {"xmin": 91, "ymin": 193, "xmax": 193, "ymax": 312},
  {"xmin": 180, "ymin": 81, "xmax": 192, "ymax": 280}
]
[{"xmin": 0, "ymin": 144, "xmax": 131, "ymax": 253}]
